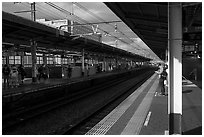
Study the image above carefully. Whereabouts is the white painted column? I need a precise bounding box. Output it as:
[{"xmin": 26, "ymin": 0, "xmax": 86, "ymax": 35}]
[{"xmin": 168, "ymin": 2, "xmax": 182, "ymax": 135}]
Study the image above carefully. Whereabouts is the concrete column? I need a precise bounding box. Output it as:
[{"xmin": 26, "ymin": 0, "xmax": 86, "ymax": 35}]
[
  {"xmin": 43, "ymin": 53, "xmax": 47, "ymax": 65},
  {"xmin": 31, "ymin": 40, "xmax": 37, "ymax": 82},
  {"xmin": 103, "ymin": 56, "xmax": 106, "ymax": 72},
  {"xmin": 82, "ymin": 49, "xmax": 85, "ymax": 76},
  {"xmin": 168, "ymin": 2, "xmax": 182, "ymax": 135},
  {"xmin": 31, "ymin": 2, "xmax": 36, "ymax": 21},
  {"xmin": 53, "ymin": 55, "xmax": 56, "ymax": 65},
  {"xmin": 6, "ymin": 55, "xmax": 9, "ymax": 65},
  {"xmin": 130, "ymin": 60, "xmax": 133, "ymax": 69},
  {"xmin": 21, "ymin": 52, "xmax": 24, "ymax": 65}
]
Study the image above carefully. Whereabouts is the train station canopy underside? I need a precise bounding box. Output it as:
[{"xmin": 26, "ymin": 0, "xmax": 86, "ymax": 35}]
[
  {"xmin": 2, "ymin": 11, "xmax": 150, "ymax": 61},
  {"xmin": 106, "ymin": 2, "xmax": 202, "ymax": 60}
]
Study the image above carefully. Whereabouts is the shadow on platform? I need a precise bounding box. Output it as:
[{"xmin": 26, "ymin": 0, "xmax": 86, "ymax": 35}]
[{"xmin": 182, "ymin": 126, "xmax": 202, "ymax": 135}]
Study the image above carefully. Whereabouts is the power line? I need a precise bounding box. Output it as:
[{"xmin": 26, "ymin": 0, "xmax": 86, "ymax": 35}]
[
  {"xmin": 73, "ymin": 3, "xmax": 146, "ymax": 52},
  {"xmin": 73, "ymin": 2, "xmax": 155, "ymax": 58},
  {"xmin": 44, "ymin": 2, "xmax": 152, "ymax": 58},
  {"xmin": 36, "ymin": 3, "xmax": 66, "ymax": 20}
]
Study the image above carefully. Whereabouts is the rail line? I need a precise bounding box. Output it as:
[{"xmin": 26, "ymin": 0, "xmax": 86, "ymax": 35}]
[
  {"xmin": 61, "ymin": 71, "xmax": 154, "ymax": 135},
  {"xmin": 3, "ymin": 69, "xmax": 155, "ymax": 134}
]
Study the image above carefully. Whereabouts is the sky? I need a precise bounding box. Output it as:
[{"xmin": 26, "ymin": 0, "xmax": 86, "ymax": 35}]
[{"xmin": 2, "ymin": 2, "xmax": 159, "ymax": 60}]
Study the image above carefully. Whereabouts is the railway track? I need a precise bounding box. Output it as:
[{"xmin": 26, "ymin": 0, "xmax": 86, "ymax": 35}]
[
  {"xmin": 61, "ymin": 71, "xmax": 154, "ymax": 134},
  {"xmin": 2, "ymin": 69, "xmax": 155, "ymax": 134}
]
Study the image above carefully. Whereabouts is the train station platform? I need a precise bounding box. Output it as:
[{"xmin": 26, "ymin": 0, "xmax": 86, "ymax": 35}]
[
  {"xmin": 2, "ymin": 69, "xmax": 202, "ymax": 135},
  {"xmin": 85, "ymin": 73, "xmax": 202, "ymax": 135},
  {"xmin": 2, "ymin": 70, "xmax": 128, "ymax": 97}
]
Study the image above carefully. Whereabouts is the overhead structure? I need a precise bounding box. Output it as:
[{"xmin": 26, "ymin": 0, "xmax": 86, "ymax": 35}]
[
  {"xmin": 105, "ymin": 2, "xmax": 202, "ymax": 60},
  {"xmin": 2, "ymin": 11, "xmax": 150, "ymax": 62},
  {"xmin": 105, "ymin": 2, "xmax": 168, "ymax": 60}
]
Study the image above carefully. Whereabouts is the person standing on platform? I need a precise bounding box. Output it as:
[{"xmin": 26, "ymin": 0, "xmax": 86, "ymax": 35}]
[
  {"xmin": 18, "ymin": 64, "xmax": 26, "ymax": 84},
  {"xmin": 43, "ymin": 64, "xmax": 49, "ymax": 83},
  {"xmin": 38, "ymin": 64, "xmax": 43, "ymax": 82},
  {"xmin": 3, "ymin": 64, "xmax": 11, "ymax": 88},
  {"xmin": 67, "ymin": 65, "xmax": 72, "ymax": 79},
  {"xmin": 38, "ymin": 64, "xmax": 49, "ymax": 83},
  {"xmin": 10, "ymin": 65, "xmax": 19, "ymax": 88},
  {"xmin": 86, "ymin": 64, "xmax": 90, "ymax": 76},
  {"xmin": 160, "ymin": 67, "xmax": 167, "ymax": 95}
]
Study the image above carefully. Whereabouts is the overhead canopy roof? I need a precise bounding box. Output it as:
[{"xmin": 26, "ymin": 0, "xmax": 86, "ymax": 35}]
[
  {"xmin": 2, "ymin": 11, "xmax": 150, "ymax": 61},
  {"xmin": 105, "ymin": 2, "xmax": 168, "ymax": 60},
  {"xmin": 105, "ymin": 2, "xmax": 202, "ymax": 60}
]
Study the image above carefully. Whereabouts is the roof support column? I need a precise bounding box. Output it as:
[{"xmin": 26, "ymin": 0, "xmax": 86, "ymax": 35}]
[
  {"xmin": 31, "ymin": 40, "xmax": 37, "ymax": 82},
  {"xmin": 103, "ymin": 56, "xmax": 107, "ymax": 72},
  {"xmin": 43, "ymin": 53, "xmax": 47, "ymax": 65},
  {"xmin": 168, "ymin": 2, "xmax": 182, "ymax": 135},
  {"xmin": 6, "ymin": 55, "xmax": 9, "ymax": 65},
  {"xmin": 81, "ymin": 49, "xmax": 85, "ymax": 76},
  {"xmin": 21, "ymin": 52, "xmax": 24, "ymax": 65}
]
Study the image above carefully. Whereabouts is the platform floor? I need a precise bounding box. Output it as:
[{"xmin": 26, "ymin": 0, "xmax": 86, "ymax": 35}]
[{"xmin": 85, "ymin": 73, "xmax": 202, "ymax": 135}]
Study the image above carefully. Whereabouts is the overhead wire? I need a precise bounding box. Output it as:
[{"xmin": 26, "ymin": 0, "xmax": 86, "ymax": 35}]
[
  {"xmin": 36, "ymin": 4, "xmax": 62, "ymax": 19},
  {"xmin": 73, "ymin": 3, "xmax": 146, "ymax": 50},
  {"xmin": 12, "ymin": 2, "xmax": 156, "ymax": 59},
  {"xmin": 45, "ymin": 2, "xmax": 132, "ymax": 47},
  {"xmin": 36, "ymin": 3, "xmax": 66, "ymax": 20},
  {"xmin": 45, "ymin": 2, "xmax": 86, "ymax": 23},
  {"xmin": 44, "ymin": 2, "xmax": 153, "ymax": 58},
  {"xmin": 20, "ymin": 2, "xmax": 65, "ymax": 20},
  {"xmin": 73, "ymin": 2, "xmax": 158, "ymax": 58}
]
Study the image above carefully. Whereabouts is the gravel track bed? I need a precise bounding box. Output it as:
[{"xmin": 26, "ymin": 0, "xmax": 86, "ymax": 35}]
[{"xmin": 4, "ymin": 73, "xmax": 148, "ymax": 135}]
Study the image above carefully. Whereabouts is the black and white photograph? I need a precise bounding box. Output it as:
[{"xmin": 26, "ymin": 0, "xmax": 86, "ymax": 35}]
[{"xmin": 1, "ymin": 1, "xmax": 202, "ymax": 135}]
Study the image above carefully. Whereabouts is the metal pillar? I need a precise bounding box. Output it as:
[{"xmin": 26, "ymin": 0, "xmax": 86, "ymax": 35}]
[
  {"xmin": 103, "ymin": 56, "xmax": 106, "ymax": 72},
  {"xmin": 53, "ymin": 55, "xmax": 56, "ymax": 65},
  {"xmin": 31, "ymin": 40, "xmax": 37, "ymax": 82},
  {"xmin": 168, "ymin": 2, "xmax": 182, "ymax": 135},
  {"xmin": 31, "ymin": 2, "xmax": 36, "ymax": 21},
  {"xmin": 6, "ymin": 55, "xmax": 9, "ymax": 65},
  {"xmin": 82, "ymin": 49, "xmax": 85, "ymax": 76},
  {"xmin": 43, "ymin": 53, "xmax": 47, "ymax": 65},
  {"xmin": 21, "ymin": 52, "xmax": 24, "ymax": 65}
]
